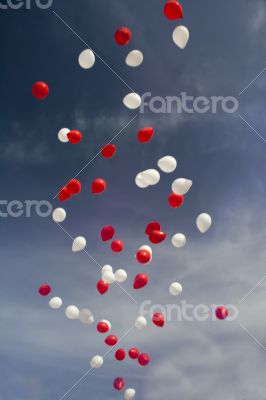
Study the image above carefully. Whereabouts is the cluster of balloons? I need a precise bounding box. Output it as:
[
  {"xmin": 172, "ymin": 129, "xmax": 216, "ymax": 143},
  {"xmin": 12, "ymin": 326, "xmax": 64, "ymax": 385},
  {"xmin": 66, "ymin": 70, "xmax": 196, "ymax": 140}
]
[
  {"xmin": 135, "ymin": 155, "xmax": 178, "ymax": 189},
  {"xmin": 59, "ymin": 179, "xmax": 82, "ymax": 202},
  {"xmin": 163, "ymin": 1, "xmax": 189, "ymax": 49},
  {"xmin": 113, "ymin": 378, "xmax": 136, "ymax": 400},
  {"xmin": 146, "ymin": 221, "xmax": 167, "ymax": 244},
  {"xmin": 58, "ymin": 128, "xmax": 83, "ymax": 144},
  {"xmin": 115, "ymin": 347, "xmax": 150, "ymax": 367}
]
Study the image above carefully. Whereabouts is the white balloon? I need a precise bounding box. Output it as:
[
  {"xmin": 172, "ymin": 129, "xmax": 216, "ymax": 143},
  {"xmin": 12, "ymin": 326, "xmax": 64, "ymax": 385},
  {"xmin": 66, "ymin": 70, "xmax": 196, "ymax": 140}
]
[
  {"xmin": 139, "ymin": 245, "xmax": 152, "ymax": 254},
  {"xmin": 124, "ymin": 388, "xmax": 136, "ymax": 400},
  {"xmin": 123, "ymin": 93, "xmax": 142, "ymax": 110},
  {"xmin": 126, "ymin": 50, "xmax": 143, "ymax": 67},
  {"xmin": 135, "ymin": 316, "xmax": 147, "ymax": 330},
  {"xmin": 102, "ymin": 270, "xmax": 115, "ymax": 284},
  {"xmin": 135, "ymin": 173, "xmax": 149, "ymax": 188},
  {"xmin": 90, "ymin": 355, "xmax": 103, "ymax": 369},
  {"xmin": 58, "ymin": 128, "xmax": 70, "ymax": 143},
  {"xmin": 172, "ymin": 25, "xmax": 190, "ymax": 49},
  {"xmin": 172, "ymin": 178, "xmax": 192, "ymax": 195},
  {"xmin": 171, "ymin": 233, "xmax": 187, "ymax": 248},
  {"xmin": 141, "ymin": 169, "xmax": 160, "ymax": 185},
  {"xmin": 101, "ymin": 264, "xmax": 113, "ymax": 275},
  {"xmin": 49, "ymin": 297, "xmax": 62, "ymax": 309},
  {"xmin": 78, "ymin": 49, "xmax": 95, "ymax": 69},
  {"xmin": 79, "ymin": 309, "xmax": 94, "ymax": 325},
  {"xmin": 101, "ymin": 319, "xmax": 111, "ymax": 330},
  {"xmin": 196, "ymin": 213, "xmax": 212, "ymax": 233},
  {"xmin": 72, "ymin": 236, "xmax": 86, "ymax": 252},
  {"xmin": 169, "ymin": 282, "xmax": 183, "ymax": 296},
  {"xmin": 65, "ymin": 305, "xmax": 79, "ymax": 320},
  {"xmin": 114, "ymin": 269, "xmax": 128, "ymax": 283},
  {"xmin": 52, "ymin": 208, "xmax": 66, "ymax": 223},
  {"xmin": 157, "ymin": 156, "xmax": 177, "ymax": 173}
]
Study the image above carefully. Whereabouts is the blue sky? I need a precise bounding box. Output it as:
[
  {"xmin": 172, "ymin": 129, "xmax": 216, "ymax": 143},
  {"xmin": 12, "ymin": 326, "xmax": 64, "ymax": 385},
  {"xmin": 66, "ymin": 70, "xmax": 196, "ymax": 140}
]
[{"xmin": 1, "ymin": 0, "xmax": 266, "ymax": 399}]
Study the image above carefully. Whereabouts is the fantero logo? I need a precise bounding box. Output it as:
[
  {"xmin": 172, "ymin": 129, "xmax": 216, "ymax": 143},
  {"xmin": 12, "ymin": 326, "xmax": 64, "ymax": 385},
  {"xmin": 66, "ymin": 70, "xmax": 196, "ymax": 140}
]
[{"xmin": 0, "ymin": 0, "xmax": 53, "ymax": 9}]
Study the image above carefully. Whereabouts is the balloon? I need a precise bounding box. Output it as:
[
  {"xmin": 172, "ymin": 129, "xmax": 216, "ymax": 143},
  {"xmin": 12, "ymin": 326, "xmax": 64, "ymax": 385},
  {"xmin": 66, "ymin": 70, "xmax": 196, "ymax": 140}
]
[
  {"xmin": 111, "ymin": 240, "xmax": 124, "ymax": 253},
  {"xmin": 171, "ymin": 233, "xmax": 186, "ymax": 248},
  {"xmin": 101, "ymin": 144, "xmax": 116, "ymax": 158},
  {"xmin": 137, "ymin": 127, "xmax": 154, "ymax": 143},
  {"xmin": 152, "ymin": 313, "xmax": 165, "ymax": 327},
  {"xmin": 65, "ymin": 305, "xmax": 79, "ymax": 319},
  {"xmin": 164, "ymin": 1, "xmax": 183, "ymax": 20},
  {"xmin": 145, "ymin": 221, "xmax": 161, "ymax": 235},
  {"xmin": 172, "ymin": 25, "xmax": 189, "ymax": 49},
  {"xmin": 58, "ymin": 128, "xmax": 70, "ymax": 143},
  {"xmin": 52, "ymin": 208, "xmax": 66, "ymax": 223},
  {"xmin": 72, "ymin": 236, "xmax": 86, "ymax": 252},
  {"xmin": 135, "ymin": 173, "xmax": 149, "ymax": 188},
  {"xmin": 138, "ymin": 353, "xmax": 150, "ymax": 366},
  {"xmin": 123, "ymin": 93, "xmax": 142, "ymax": 109},
  {"xmin": 113, "ymin": 377, "xmax": 125, "ymax": 391},
  {"xmin": 139, "ymin": 245, "xmax": 152, "ymax": 254},
  {"xmin": 105, "ymin": 335, "xmax": 118, "ymax": 346},
  {"xmin": 114, "ymin": 269, "xmax": 128, "ymax": 283},
  {"xmin": 157, "ymin": 156, "xmax": 177, "ymax": 173},
  {"xmin": 141, "ymin": 169, "xmax": 160, "ymax": 185},
  {"xmin": 196, "ymin": 213, "xmax": 212, "ymax": 233},
  {"xmin": 126, "ymin": 50, "xmax": 143, "ymax": 67},
  {"xmin": 67, "ymin": 179, "xmax": 81, "ymax": 195},
  {"xmin": 115, "ymin": 348, "xmax": 126, "ymax": 361},
  {"xmin": 59, "ymin": 186, "xmax": 71, "ymax": 202},
  {"xmin": 172, "ymin": 178, "xmax": 192, "ymax": 195},
  {"xmin": 135, "ymin": 316, "xmax": 147, "ymax": 330},
  {"xmin": 102, "ymin": 264, "xmax": 113, "ymax": 274},
  {"xmin": 97, "ymin": 321, "xmax": 109, "ymax": 333},
  {"xmin": 101, "ymin": 226, "xmax": 115, "ymax": 242},
  {"xmin": 115, "ymin": 27, "xmax": 132, "ymax": 45},
  {"xmin": 102, "ymin": 270, "xmax": 115, "ymax": 284},
  {"xmin": 169, "ymin": 282, "xmax": 183, "ymax": 296},
  {"xmin": 215, "ymin": 306, "xmax": 228, "ymax": 320},
  {"xmin": 67, "ymin": 130, "xmax": 82, "ymax": 144},
  {"xmin": 90, "ymin": 355, "xmax": 103, "ymax": 369},
  {"xmin": 149, "ymin": 230, "xmax": 167, "ymax": 244},
  {"xmin": 79, "ymin": 308, "xmax": 94, "ymax": 325},
  {"xmin": 32, "ymin": 81, "xmax": 49, "ymax": 100},
  {"xmin": 97, "ymin": 280, "xmax": 109, "ymax": 295},
  {"xmin": 128, "ymin": 348, "xmax": 139, "ymax": 359},
  {"xmin": 168, "ymin": 193, "xmax": 184, "ymax": 208},
  {"xmin": 49, "ymin": 297, "xmax": 62, "ymax": 309},
  {"xmin": 136, "ymin": 249, "xmax": 151, "ymax": 264},
  {"xmin": 91, "ymin": 178, "xmax": 106, "ymax": 194},
  {"xmin": 39, "ymin": 284, "xmax": 51, "ymax": 296},
  {"xmin": 78, "ymin": 49, "xmax": 95, "ymax": 69},
  {"xmin": 133, "ymin": 273, "xmax": 148, "ymax": 289},
  {"xmin": 124, "ymin": 388, "xmax": 136, "ymax": 400}
]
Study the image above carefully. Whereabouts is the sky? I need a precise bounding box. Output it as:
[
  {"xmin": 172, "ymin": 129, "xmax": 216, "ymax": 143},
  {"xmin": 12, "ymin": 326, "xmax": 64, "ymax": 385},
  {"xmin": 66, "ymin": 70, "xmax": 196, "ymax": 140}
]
[{"xmin": 1, "ymin": 0, "xmax": 266, "ymax": 399}]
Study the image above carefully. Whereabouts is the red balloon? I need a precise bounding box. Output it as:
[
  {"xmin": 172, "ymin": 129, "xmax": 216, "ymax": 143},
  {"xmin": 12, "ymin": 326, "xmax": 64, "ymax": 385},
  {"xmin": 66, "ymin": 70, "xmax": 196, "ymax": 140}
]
[
  {"xmin": 115, "ymin": 348, "xmax": 126, "ymax": 361},
  {"xmin": 101, "ymin": 225, "xmax": 115, "ymax": 242},
  {"xmin": 97, "ymin": 321, "xmax": 109, "ymax": 333},
  {"xmin": 138, "ymin": 353, "xmax": 150, "ymax": 366},
  {"xmin": 67, "ymin": 130, "xmax": 82, "ymax": 144},
  {"xmin": 152, "ymin": 313, "xmax": 165, "ymax": 327},
  {"xmin": 113, "ymin": 377, "xmax": 125, "ymax": 391},
  {"xmin": 105, "ymin": 335, "xmax": 118, "ymax": 346},
  {"xmin": 136, "ymin": 249, "xmax": 151, "ymax": 264},
  {"xmin": 149, "ymin": 230, "xmax": 167, "ymax": 244},
  {"xmin": 32, "ymin": 81, "xmax": 49, "ymax": 100},
  {"xmin": 215, "ymin": 306, "xmax": 229, "ymax": 320},
  {"xmin": 91, "ymin": 178, "xmax": 107, "ymax": 194},
  {"xmin": 145, "ymin": 221, "xmax": 161, "ymax": 235},
  {"xmin": 59, "ymin": 186, "xmax": 71, "ymax": 202},
  {"xmin": 164, "ymin": 0, "xmax": 183, "ymax": 20},
  {"xmin": 67, "ymin": 179, "xmax": 81, "ymax": 195},
  {"xmin": 114, "ymin": 27, "xmax": 132, "ymax": 45},
  {"xmin": 128, "ymin": 347, "xmax": 139, "ymax": 359},
  {"xmin": 101, "ymin": 144, "xmax": 117, "ymax": 158},
  {"xmin": 111, "ymin": 240, "xmax": 124, "ymax": 253},
  {"xmin": 133, "ymin": 273, "xmax": 148, "ymax": 289},
  {"xmin": 168, "ymin": 193, "xmax": 184, "ymax": 208},
  {"xmin": 137, "ymin": 127, "xmax": 154, "ymax": 143},
  {"xmin": 97, "ymin": 280, "xmax": 109, "ymax": 295},
  {"xmin": 38, "ymin": 284, "xmax": 51, "ymax": 296}
]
